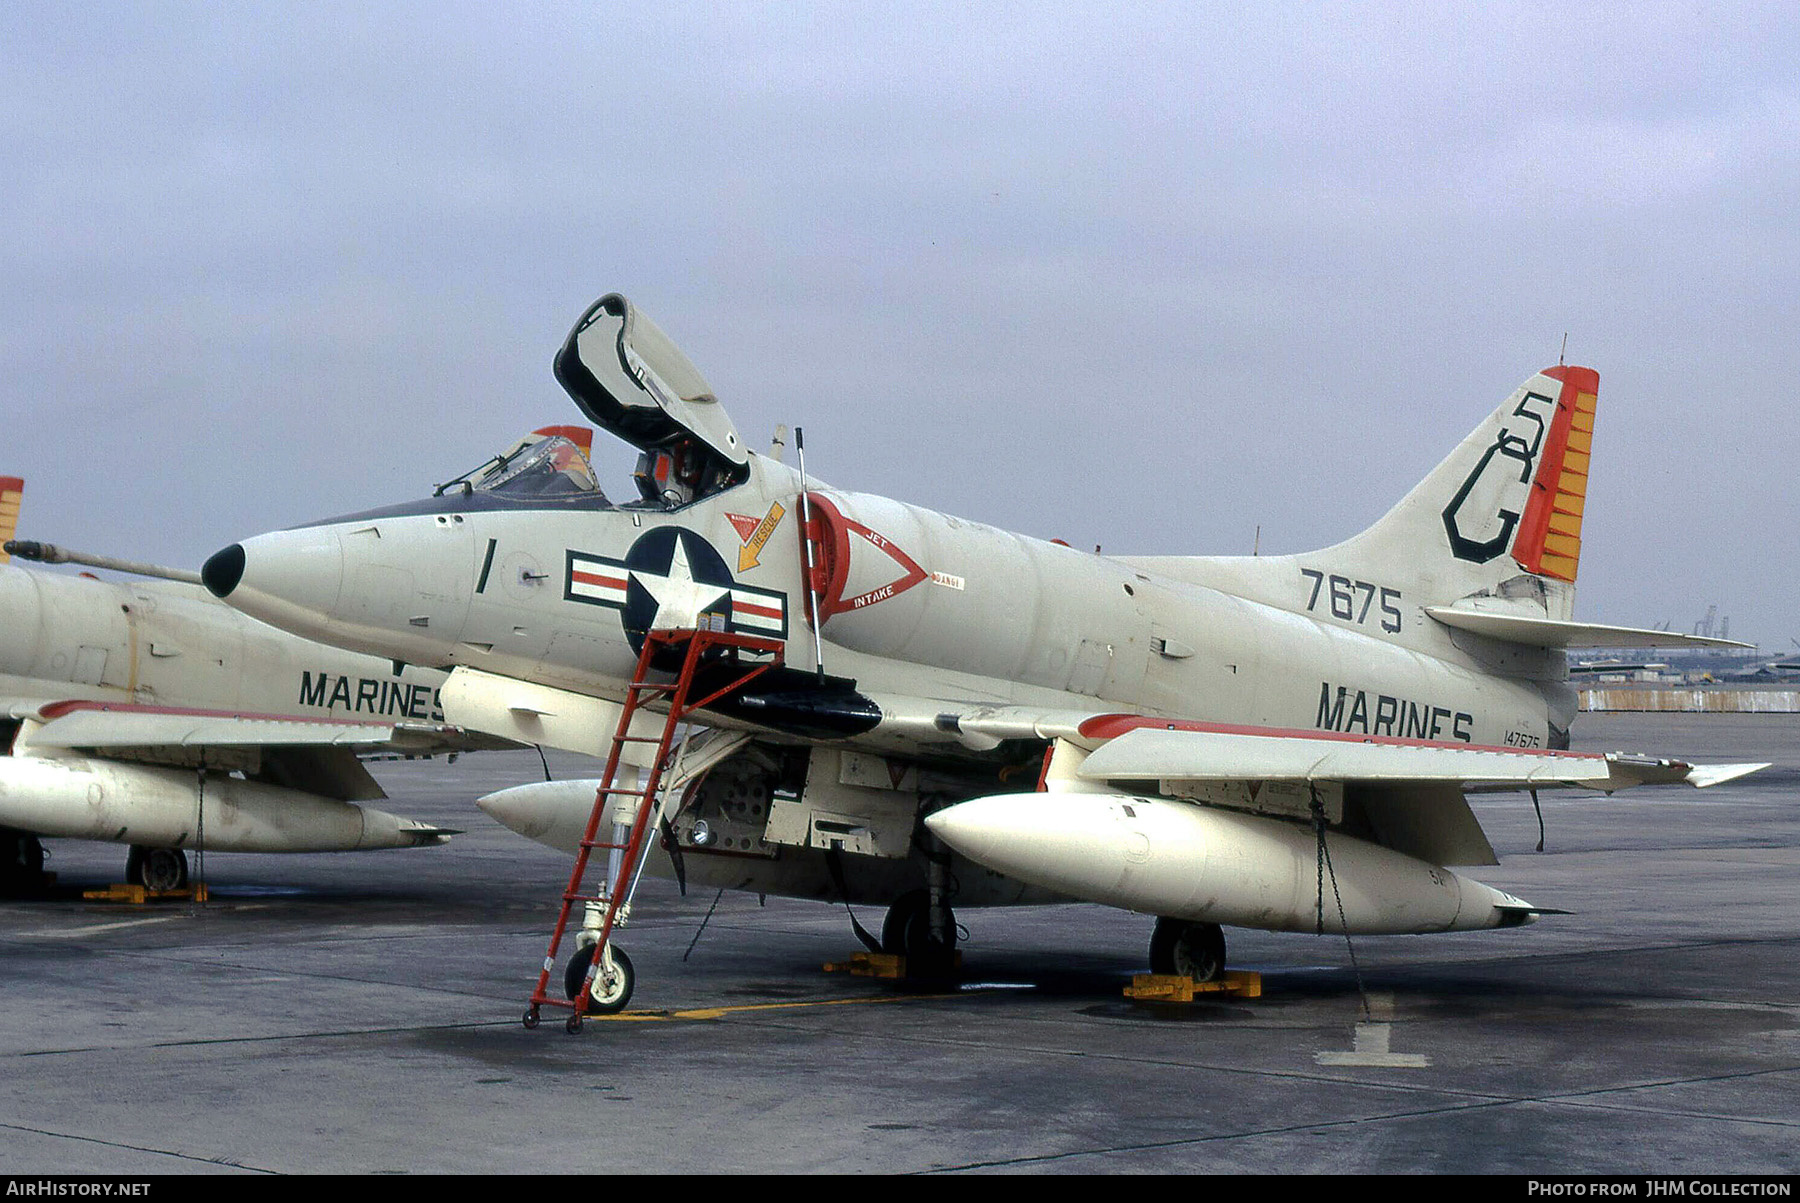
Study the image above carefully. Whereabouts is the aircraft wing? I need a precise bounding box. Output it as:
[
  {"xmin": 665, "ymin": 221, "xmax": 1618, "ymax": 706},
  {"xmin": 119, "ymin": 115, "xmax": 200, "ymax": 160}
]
[
  {"xmin": 17, "ymin": 700, "xmax": 513, "ymax": 803},
  {"xmin": 906, "ymin": 710, "xmax": 1765, "ymax": 871},
  {"xmin": 1070, "ymin": 722, "xmax": 1768, "ymax": 792},
  {"xmin": 27, "ymin": 700, "xmax": 482, "ymax": 753},
  {"xmin": 866, "ymin": 694, "xmax": 1767, "ymax": 792}
]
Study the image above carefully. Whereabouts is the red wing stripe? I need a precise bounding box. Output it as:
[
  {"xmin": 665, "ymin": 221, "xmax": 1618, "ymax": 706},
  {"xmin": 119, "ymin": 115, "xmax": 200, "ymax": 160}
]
[
  {"xmin": 570, "ymin": 570, "xmax": 628, "ymax": 590},
  {"xmin": 1075, "ymin": 713, "xmax": 1607, "ymax": 761},
  {"xmin": 35, "ymin": 700, "xmax": 411, "ymax": 728}
]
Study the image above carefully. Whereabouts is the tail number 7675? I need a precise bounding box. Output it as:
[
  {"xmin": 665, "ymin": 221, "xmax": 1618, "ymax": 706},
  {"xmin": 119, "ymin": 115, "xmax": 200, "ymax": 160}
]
[{"xmin": 1301, "ymin": 569, "xmax": 1403, "ymax": 634}]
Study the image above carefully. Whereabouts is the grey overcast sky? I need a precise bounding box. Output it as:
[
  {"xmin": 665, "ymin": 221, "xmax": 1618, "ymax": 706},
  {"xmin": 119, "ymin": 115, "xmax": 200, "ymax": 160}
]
[{"xmin": 3, "ymin": 3, "xmax": 1795, "ymax": 646}]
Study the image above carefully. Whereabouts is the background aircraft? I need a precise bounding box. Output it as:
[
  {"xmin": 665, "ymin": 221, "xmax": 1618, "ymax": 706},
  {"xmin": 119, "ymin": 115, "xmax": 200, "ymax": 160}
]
[
  {"xmin": 206, "ymin": 294, "xmax": 1761, "ymax": 1010},
  {"xmin": 0, "ymin": 478, "xmax": 511, "ymax": 896}
]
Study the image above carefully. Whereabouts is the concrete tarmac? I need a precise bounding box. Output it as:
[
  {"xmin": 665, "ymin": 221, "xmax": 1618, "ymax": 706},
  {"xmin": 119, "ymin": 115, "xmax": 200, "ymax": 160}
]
[{"xmin": 1, "ymin": 713, "xmax": 1795, "ymax": 1174}]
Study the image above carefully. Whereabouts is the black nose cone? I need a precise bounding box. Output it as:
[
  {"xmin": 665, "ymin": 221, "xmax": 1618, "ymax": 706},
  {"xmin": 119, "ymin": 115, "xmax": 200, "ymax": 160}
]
[{"xmin": 202, "ymin": 544, "xmax": 246, "ymax": 598}]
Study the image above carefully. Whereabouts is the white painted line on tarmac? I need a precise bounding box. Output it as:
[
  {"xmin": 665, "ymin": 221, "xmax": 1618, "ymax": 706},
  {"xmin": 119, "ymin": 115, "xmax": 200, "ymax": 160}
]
[
  {"xmin": 18, "ymin": 915, "xmax": 184, "ymax": 938},
  {"xmin": 1316, "ymin": 992, "xmax": 1432, "ymax": 1068}
]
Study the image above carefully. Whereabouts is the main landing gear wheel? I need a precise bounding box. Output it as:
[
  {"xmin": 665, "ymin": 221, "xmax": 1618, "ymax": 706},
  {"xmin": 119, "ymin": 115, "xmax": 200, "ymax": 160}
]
[
  {"xmin": 881, "ymin": 889, "xmax": 957, "ymax": 975},
  {"xmin": 125, "ymin": 846, "xmax": 188, "ymax": 892},
  {"xmin": 1149, "ymin": 918, "xmax": 1226, "ymax": 982},
  {"xmin": 563, "ymin": 945, "xmax": 635, "ymax": 1016},
  {"xmin": 2, "ymin": 829, "xmax": 48, "ymax": 896}
]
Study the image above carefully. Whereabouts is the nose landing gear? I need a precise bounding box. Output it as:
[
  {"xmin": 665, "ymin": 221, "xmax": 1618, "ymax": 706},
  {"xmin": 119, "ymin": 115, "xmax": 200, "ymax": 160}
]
[{"xmin": 563, "ymin": 942, "xmax": 636, "ymax": 1017}]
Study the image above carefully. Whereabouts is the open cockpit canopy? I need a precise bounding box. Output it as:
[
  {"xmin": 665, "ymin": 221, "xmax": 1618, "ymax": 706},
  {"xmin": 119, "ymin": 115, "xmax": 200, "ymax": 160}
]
[{"xmin": 554, "ymin": 294, "xmax": 748, "ymax": 482}]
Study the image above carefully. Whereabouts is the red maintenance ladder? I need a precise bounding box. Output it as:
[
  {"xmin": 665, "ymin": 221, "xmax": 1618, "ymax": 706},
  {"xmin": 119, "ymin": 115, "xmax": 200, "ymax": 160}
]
[{"xmin": 523, "ymin": 626, "xmax": 784, "ymax": 1033}]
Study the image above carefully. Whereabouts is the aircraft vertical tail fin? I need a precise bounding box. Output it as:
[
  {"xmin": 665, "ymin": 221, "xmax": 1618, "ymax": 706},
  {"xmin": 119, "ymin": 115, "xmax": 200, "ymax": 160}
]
[
  {"xmin": 0, "ymin": 477, "xmax": 22, "ymax": 564},
  {"xmin": 1321, "ymin": 366, "xmax": 1599, "ymax": 616}
]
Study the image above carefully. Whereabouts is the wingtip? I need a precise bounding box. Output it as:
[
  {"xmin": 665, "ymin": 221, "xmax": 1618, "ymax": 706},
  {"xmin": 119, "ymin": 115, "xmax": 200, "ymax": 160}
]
[{"xmin": 1686, "ymin": 762, "xmax": 1772, "ymax": 789}]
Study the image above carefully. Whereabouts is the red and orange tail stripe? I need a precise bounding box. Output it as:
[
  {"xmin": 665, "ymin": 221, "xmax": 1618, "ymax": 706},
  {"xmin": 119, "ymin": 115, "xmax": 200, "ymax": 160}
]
[
  {"xmin": 0, "ymin": 476, "xmax": 22, "ymax": 563},
  {"xmin": 1512, "ymin": 366, "xmax": 1598, "ymax": 583}
]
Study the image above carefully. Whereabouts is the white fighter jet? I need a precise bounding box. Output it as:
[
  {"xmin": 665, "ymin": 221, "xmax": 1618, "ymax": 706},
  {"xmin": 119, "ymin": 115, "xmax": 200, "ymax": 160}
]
[
  {"xmin": 204, "ymin": 294, "xmax": 1762, "ymax": 1008},
  {"xmin": 0, "ymin": 476, "xmax": 511, "ymax": 895}
]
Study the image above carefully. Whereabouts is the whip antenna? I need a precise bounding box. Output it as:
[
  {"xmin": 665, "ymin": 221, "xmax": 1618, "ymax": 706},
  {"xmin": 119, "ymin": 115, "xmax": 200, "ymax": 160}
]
[{"xmin": 795, "ymin": 427, "xmax": 828, "ymax": 682}]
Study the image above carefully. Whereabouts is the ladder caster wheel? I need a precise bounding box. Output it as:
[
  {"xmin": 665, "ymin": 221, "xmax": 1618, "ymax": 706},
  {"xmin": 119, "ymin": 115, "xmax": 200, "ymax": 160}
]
[
  {"xmin": 522, "ymin": 1009, "xmax": 540, "ymax": 1030},
  {"xmin": 564, "ymin": 1014, "xmax": 583, "ymax": 1035}
]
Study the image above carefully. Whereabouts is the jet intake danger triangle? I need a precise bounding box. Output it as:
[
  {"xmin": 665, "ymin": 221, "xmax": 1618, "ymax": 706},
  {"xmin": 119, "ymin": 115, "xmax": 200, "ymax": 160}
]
[
  {"xmin": 806, "ymin": 496, "xmax": 930, "ymax": 621},
  {"xmin": 839, "ymin": 525, "xmax": 927, "ymax": 614}
]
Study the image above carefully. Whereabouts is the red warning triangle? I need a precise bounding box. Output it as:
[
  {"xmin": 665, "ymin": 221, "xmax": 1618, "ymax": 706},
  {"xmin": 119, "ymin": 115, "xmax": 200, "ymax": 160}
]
[{"xmin": 725, "ymin": 512, "xmax": 761, "ymax": 543}]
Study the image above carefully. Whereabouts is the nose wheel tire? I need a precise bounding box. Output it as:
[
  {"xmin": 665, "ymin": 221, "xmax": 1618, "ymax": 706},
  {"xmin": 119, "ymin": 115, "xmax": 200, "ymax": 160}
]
[
  {"xmin": 1149, "ymin": 918, "xmax": 1226, "ymax": 982},
  {"xmin": 563, "ymin": 945, "xmax": 595, "ymax": 1000},
  {"xmin": 564, "ymin": 944, "xmax": 635, "ymax": 1015}
]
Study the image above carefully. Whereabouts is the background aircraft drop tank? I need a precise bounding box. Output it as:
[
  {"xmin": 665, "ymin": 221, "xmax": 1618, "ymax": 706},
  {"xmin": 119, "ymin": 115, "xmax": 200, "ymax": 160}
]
[{"xmin": 0, "ymin": 751, "xmax": 446, "ymax": 853}]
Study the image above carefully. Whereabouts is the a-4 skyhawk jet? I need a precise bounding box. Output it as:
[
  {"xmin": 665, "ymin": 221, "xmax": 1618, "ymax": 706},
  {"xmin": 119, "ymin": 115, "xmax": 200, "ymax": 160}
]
[{"xmin": 203, "ymin": 293, "xmax": 1762, "ymax": 1010}]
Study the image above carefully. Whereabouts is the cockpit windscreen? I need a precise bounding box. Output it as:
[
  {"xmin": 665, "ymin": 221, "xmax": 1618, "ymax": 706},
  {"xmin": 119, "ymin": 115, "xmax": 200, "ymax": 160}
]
[
  {"xmin": 429, "ymin": 431, "xmax": 616, "ymax": 511},
  {"xmin": 473, "ymin": 436, "xmax": 604, "ymax": 500}
]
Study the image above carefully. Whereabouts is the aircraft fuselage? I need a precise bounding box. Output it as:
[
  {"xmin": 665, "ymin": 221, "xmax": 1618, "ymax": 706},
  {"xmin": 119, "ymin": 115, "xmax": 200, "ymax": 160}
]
[{"xmin": 214, "ymin": 451, "xmax": 1567, "ymax": 756}]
